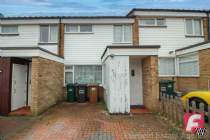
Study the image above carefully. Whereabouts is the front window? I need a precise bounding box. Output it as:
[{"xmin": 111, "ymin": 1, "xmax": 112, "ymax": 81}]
[
  {"xmin": 113, "ymin": 25, "xmax": 132, "ymax": 43},
  {"xmin": 1, "ymin": 25, "xmax": 18, "ymax": 34},
  {"xmin": 74, "ymin": 65, "xmax": 102, "ymax": 84},
  {"xmin": 65, "ymin": 66, "xmax": 73, "ymax": 85},
  {"xmin": 65, "ymin": 65, "xmax": 102, "ymax": 85},
  {"xmin": 159, "ymin": 58, "xmax": 175, "ymax": 76},
  {"xmin": 40, "ymin": 25, "xmax": 58, "ymax": 43},
  {"xmin": 65, "ymin": 24, "xmax": 92, "ymax": 33},
  {"xmin": 178, "ymin": 53, "xmax": 199, "ymax": 76},
  {"xmin": 185, "ymin": 19, "xmax": 203, "ymax": 36}
]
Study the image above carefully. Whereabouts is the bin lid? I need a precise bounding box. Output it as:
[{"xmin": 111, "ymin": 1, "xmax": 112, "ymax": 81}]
[
  {"xmin": 87, "ymin": 83, "xmax": 99, "ymax": 87},
  {"xmin": 159, "ymin": 80, "xmax": 175, "ymax": 84},
  {"xmin": 67, "ymin": 83, "xmax": 74, "ymax": 86}
]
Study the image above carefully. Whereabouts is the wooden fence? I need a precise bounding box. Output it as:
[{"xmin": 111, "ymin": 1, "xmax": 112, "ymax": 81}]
[{"xmin": 159, "ymin": 92, "xmax": 210, "ymax": 138}]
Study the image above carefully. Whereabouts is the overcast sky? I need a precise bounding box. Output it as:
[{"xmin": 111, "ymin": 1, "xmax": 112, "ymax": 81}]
[{"xmin": 0, "ymin": 0, "xmax": 209, "ymax": 16}]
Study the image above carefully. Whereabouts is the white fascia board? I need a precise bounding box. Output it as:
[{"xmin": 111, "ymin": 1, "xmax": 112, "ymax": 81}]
[
  {"xmin": 102, "ymin": 48, "xmax": 158, "ymax": 62},
  {"xmin": 1, "ymin": 19, "xmax": 60, "ymax": 25},
  {"xmin": 133, "ymin": 11, "xmax": 207, "ymax": 17},
  {"xmin": 110, "ymin": 48, "xmax": 159, "ymax": 56},
  {"xmin": 0, "ymin": 49, "xmax": 40, "ymax": 57},
  {"xmin": 62, "ymin": 18, "xmax": 134, "ymax": 24},
  {"xmin": 39, "ymin": 50, "xmax": 64, "ymax": 63},
  {"xmin": 64, "ymin": 61, "xmax": 102, "ymax": 65},
  {"xmin": 0, "ymin": 49, "xmax": 64, "ymax": 63},
  {"xmin": 176, "ymin": 43, "xmax": 210, "ymax": 55}
]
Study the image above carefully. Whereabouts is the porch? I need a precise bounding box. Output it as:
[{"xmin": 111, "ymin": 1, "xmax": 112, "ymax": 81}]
[
  {"xmin": 101, "ymin": 45, "xmax": 160, "ymax": 113},
  {"xmin": 0, "ymin": 47, "xmax": 64, "ymax": 116}
]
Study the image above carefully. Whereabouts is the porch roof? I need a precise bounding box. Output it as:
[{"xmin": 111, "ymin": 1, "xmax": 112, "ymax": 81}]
[
  {"xmin": 0, "ymin": 47, "xmax": 64, "ymax": 63},
  {"xmin": 175, "ymin": 41, "xmax": 210, "ymax": 55},
  {"xmin": 101, "ymin": 45, "xmax": 160, "ymax": 62}
]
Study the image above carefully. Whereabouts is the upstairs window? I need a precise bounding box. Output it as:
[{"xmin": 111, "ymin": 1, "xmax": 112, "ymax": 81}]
[
  {"xmin": 65, "ymin": 24, "xmax": 92, "ymax": 33},
  {"xmin": 185, "ymin": 19, "xmax": 203, "ymax": 36},
  {"xmin": 40, "ymin": 25, "xmax": 58, "ymax": 43},
  {"xmin": 113, "ymin": 25, "xmax": 132, "ymax": 43},
  {"xmin": 140, "ymin": 18, "xmax": 166, "ymax": 27},
  {"xmin": 1, "ymin": 25, "xmax": 18, "ymax": 34}
]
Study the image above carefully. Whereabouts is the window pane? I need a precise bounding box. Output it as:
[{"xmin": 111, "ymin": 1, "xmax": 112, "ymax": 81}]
[
  {"xmin": 124, "ymin": 25, "xmax": 132, "ymax": 42},
  {"xmin": 80, "ymin": 25, "xmax": 92, "ymax": 32},
  {"xmin": 49, "ymin": 25, "xmax": 58, "ymax": 42},
  {"xmin": 157, "ymin": 19, "xmax": 165, "ymax": 26},
  {"xmin": 179, "ymin": 53, "xmax": 198, "ymax": 62},
  {"xmin": 74, "ymin": 65, "xmax": 102, "ymax": 84},
  {"xmin": 140, "ymin": 19, "xmax": 155, "ymax": 26},
  {"xmin": 66, "ymin": 25, "xmax": 78, "ymax": 32},
  {"xmin": 179, "ymin": 53, "xmax": 199, "ymax": 76},
  {"xmin": 186, "ymin": 19, "xmax": 193, "ymax": 35},
  {"xmin": 179, "ymin": 61, "xmax": 199, "ymax": 76},
  {"xmin": 65, "ymin": 72, "xmax": 73, "ymax": 84},
  {"xmin": 40, "ymin": 25, "xmax": 49, "ymax": 42},
  {"xmin": 194, "ymin": 19, "xmax": 202, "ymax": 36},
  {"xmin": 114, "ymin": 25, "xmax": 123, "ymax": 42},
  {"xmin": 2, "ymin": 25, "xmax": 18, "ymax": 33},
  {"xmin": 159, "ymin": 58, "xmax": 175, "ymax": 75}
]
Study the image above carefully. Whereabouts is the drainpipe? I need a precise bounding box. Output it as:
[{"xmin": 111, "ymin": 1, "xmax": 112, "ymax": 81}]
[
  {"xmin": 206, "ymin": 11, "xmax": 210, "ymax": 41},
  {"xmin": 59, "ymin": 17, "xmax": 61, "ymax": 56},
  {"xmin": 208, "ymin": 11, "xmax": 210, "ymax": 41}
]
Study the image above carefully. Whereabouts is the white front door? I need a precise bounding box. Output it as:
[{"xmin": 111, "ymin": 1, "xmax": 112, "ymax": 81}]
[
  {"xmin": 130, "ymin": 58, "xmax": 143, "ymax": 106},
  {"xmin": 11, "ymin": 64, "xmax": 28, "ymax": 111}
]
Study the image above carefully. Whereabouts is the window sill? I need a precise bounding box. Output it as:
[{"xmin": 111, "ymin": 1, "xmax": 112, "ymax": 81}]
[
  {"xmin": 0, "ymin": 33, "xmax": 19, "ymax": 36},
  {"xmin": 38, "ymin": 42, "xmax": 58, "ymax": 45},
  {"xmin": 112, "ymin": 42, "xmax": 132, "ymax": 45},
  {"xmin": 65, "ymin": 32, "xmax": 94, "ymax": 34},
  {"xmin": 159, "ymin": 75, "xmax": 176, "ymax": 77},
  {"xmin": 177, "ymin": 75, "xmax": 200, "ymax": 78},
  {"xmin": 185, "ymin": 35, "xmax": 204, "ymax": 38},
  {"xmin": 139, "ymin": 25, "xmax": 167, "ymax": 28}
]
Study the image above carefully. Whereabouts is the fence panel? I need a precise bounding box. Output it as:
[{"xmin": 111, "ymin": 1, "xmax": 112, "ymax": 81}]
[{"xmin": 160, "ymin": 92, "xmax": 210, "ymax": 138}]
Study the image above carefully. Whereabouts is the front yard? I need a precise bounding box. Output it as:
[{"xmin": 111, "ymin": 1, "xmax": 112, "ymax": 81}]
[{"xmin": 0, "ymin": 102, "xmax": 179, "ymax": 140}]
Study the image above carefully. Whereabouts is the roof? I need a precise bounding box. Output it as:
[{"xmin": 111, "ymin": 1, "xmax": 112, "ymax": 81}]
[
  {"xmin": 176, "ymin": 41, "xmax": 210, "ymax": 52},
  {"xmin": 0, "ymin": 16, "xmax": 134, "ymax": 20},
  {"xmin": 127, "ymin": 8, "xmax": 210, "ymax": 16},
  {"xmin": 101, "ymin": 45, "xmax": 160, "ymax": 59},
  {"xmin": 0, "ymin": 13, "xmax": 3, "ymax": 17}
]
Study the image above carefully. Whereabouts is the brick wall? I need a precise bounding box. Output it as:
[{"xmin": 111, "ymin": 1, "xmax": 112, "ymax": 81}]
[
  {"xmin": 132, "ymin": 17, "xmax": 139, "ymax": 46},
  {"xmin": 198, "ymin": 48, "xmax": 210, "ymax": 89},
  {"xmin": 58, "ymin": 23, "xmax": 64, "ymax": 57},
  {"xmin": 142, "ymin": 56, "xmax": 159, "ymax": 111},
  {"xmin": 203, "ymin": 17, "xmax": 209, "ymax": 42},
  {"xmin": 31, "ymin": 57, "xmax": 64, "ymax": 115}
]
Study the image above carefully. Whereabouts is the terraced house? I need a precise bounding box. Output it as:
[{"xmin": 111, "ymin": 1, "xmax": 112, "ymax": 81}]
[{"xmin": 0, "ymin": 9, "xmax": 209, "ymax": 115}]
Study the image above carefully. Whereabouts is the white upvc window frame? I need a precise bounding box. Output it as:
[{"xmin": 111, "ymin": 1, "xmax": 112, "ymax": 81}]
[
  {"xmin": 177, "ymin": 52, "xmax": 200, "ymax": 77},
  {"xmin": 65, "ymin": 24, "xmax": 93, "ymax": 34},
  {"xmin": 139, "ymin": 18, "xmax": 166, "ymax": 27},
  {"xmin": 64, "ymin": 65, "xmax": 74, "ymax": 85},
  {"xmin": 0, "ymin": 25, "xmax": 19, "ymax": 35},
  {"xmin": 158, "ymin": 57, "xmax": 176, "ymax": 77},
  {"xmin": 185, "ymin": 19, "xmax": 203, "ymax": 37},
  {"xmin": 39, "ymin": 24, "xmax": 58, "ymax": 43},
  {"xmin": 113, "ymin": 24, "xmax": 132, "ymax": 44}
]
